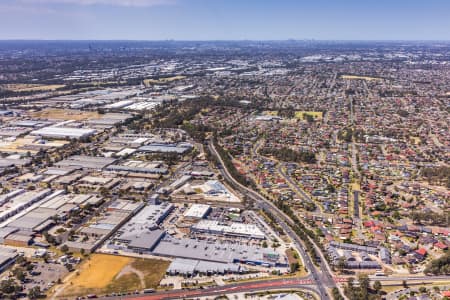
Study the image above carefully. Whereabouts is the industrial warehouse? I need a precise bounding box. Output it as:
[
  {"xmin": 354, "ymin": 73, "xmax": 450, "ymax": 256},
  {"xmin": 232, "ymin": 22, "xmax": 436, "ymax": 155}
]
[
  {"xmin": 152, "ymin": 237, "xmax": 287, "ymax": 267},
  {"xmin": 31, "ymin": 126, "xmax": 96, "ymax": 140},
  {"xmin": 191, "ymin": 219, "xmax": 266, "ymax": 240}
]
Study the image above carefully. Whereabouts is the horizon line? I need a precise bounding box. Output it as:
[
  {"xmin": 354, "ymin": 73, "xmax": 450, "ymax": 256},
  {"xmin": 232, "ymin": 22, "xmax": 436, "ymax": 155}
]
[{"xmin": 1, "ymin": 39, "xmax": 450, "ymax": 42}]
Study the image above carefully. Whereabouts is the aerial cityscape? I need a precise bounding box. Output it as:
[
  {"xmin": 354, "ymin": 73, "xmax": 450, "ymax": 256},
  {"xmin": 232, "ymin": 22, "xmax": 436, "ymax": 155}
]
[{"xmin": 0, "ymin": 1, "xmax": 449, "ymax": 300}]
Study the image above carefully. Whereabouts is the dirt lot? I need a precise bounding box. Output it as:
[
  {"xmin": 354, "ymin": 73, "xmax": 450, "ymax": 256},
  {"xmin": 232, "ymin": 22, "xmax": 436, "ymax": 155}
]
[
  {"xmin": 143, "ymin": 76, "xmax": 186, "ymax": 86},
  {"xmin": 341, "ymin": 75, "xmax": 381, "ymax": 81},
  {"xmin": 1, "ymin": 83, "xmax": 65, "ymax": 92},
  {"xmin": 0, "ymin": 137, "xmax": 68, "ymax": 154},
  {"xmin": 30, "ymin": 108, "xmax": 101, "ymax": 121},
  {"xmin": 58, "ymin": 254, "xmax": 169, "ymax": 298}
]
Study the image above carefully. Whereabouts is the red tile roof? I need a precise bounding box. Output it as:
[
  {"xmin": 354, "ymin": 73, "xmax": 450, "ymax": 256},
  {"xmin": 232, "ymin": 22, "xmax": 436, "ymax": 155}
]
[
  {"xmin": 415, "ymin": 248, "xmax": 427, "ymax": 256},
  {"xmin": 434, "ymin": 242, "xmax": 448, "ymax": 250}
]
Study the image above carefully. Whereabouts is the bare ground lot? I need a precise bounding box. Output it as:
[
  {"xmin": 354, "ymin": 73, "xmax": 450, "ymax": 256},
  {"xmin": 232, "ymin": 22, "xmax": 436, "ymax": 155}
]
[
  {"xmin": 30, "ymin": 108, "xmax": 101, "ymax": 121},
  {"xmin": 1, "ymin": 84, "xmax": 65, "ymax": 92},
  {"xmin": 57, "ymin": 254, "xmax": 169, "ymax": 298}
]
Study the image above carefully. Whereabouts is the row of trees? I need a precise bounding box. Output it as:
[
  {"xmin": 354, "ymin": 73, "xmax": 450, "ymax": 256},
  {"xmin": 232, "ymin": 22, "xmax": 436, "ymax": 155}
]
[
  {"xmin": 181, "ymin": 122, "xmax": 212, "ymax": 142},
  {"xmin": 410, "ymin": 210, "xmax": 450, "ymax": 227},
  {"xmin": 344, "ymin": 274, "xmax": 383, "ymax": 300},
  {"xmin": 272, "ymin": 200, "xmax": 322, "ymax": 264},
  {"xmin": 421, "ymin": 166, "xmax": 450, "ymax": 188},
  {"xmin": 332, "ymin": 287, "xmax": 344, "ymax": 300},
  {"xmin": 0, "ymin": 256, "xmax": 43, "ymax": 299},
  {"xmin": 338, "ymin": 127, "xmax": 354, "ymax": 143},
  {"xmin": 152, "ymin": 96, "xmax": 257, "ymax": 130},
  {"xmin": 0, "ymin": 279, "xmax": 22, "ymax": 298},
  {"xmin": 211, "ymin": 138, "xmax": 256, "ymax": 190},
  {"xmin": 424, "ymin": 250, "xmax": 450, "ymax": 275},
  {"xmin": 260, "ymin": 147, "xmax": 316, "ymax": 164}
]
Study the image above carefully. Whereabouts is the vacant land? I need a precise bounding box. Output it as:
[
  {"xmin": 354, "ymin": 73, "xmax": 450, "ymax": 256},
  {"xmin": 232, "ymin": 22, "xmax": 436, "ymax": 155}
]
[
  {"xmin": 341, "ymin": 75, "xmax": 381, "ymax": 81},
  {"xmin": 131, "ymin": 258, "xmax": 171, "ymax": 288},
  {"xmin": 31, "ymin": 108, "xmax": 101, "ymax": 121},
  {"xmin": 285, "ymin": 248, "xmax": 307, "ymax": 277},
  {"xmin": 66, "ymin": 254, "xmax": 131, "ymax": 290},
  {"xmin": 262, "ymin": 110, "xmax": 279, "ymax": 116},
  {"xmin": 143, "ymin": 76, "xmax": 186, "ymax": 86},
  {"xmin": 294, "ymin": 111, "xmax": 323, "ymax": 120},
  {"xmin": 58, "ymin": 254, "xmax": 169, "ymax": 298},
  {"xmin": 285, "ymin": 248, "xmax": 299, "ymax": 265},
  {"xmin": 411, "ymin": 136, "xmax": 421, "ymax": 145},
  {"xmin": 1, "ymin": 83, "xmax": 65, "ymax": 92},
  {"xmin": 0, "ymin": 137, "xmax": 68, "ymax": 154}
]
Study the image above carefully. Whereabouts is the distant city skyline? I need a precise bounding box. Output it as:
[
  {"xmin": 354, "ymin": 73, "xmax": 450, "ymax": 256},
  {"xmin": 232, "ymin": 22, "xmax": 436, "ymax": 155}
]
[{"xmin": 1, "ymin": 0, "xmax": 450, "ymax": 40}]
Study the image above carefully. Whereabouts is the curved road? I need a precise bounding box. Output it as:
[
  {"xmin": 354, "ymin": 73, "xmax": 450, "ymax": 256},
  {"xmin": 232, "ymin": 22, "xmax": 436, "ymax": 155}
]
[{"xmin": 207, "ymin": 139, "xmax": 335, "ymax": 300}]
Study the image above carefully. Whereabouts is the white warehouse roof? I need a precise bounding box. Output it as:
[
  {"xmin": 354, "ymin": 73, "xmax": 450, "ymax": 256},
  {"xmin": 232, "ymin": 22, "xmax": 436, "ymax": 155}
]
[
  {"xmin": 184, "ymin": 204, "xmax": 211, "ymax": 219},
  {"xmin": 192, "ymin": 220, "xmax": 265, "ymax": 239},
  {"xmin": 31, "ymin": 127, "xmax": 96, "ymax": 139}
]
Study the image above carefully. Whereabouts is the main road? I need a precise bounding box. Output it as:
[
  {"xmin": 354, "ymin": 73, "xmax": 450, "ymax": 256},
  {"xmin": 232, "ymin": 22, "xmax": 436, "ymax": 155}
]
[
  {"xmin": 207, "ymin": 138, "xmax": 336, "ymax": 300},
  {"xmin": 107, "ymin": 278, "xmax": 319, "ymax": 300},
  {"xmin": 103, "ymin": 274, "xmax": 450, "ymax": 300}
]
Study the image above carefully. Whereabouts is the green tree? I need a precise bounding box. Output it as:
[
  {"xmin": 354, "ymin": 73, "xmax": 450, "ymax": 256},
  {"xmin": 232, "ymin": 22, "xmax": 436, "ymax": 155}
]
[
  {"xmin": 290, "ymin": 262, "xmax": 300, "ymax": 273},
  {"xmin": 336, "ymin": 256, "xmax": 347, "ymax": 273},
  {"xmin": 0, "ymin": 278, "xmax": 19, "ymax": 295},
  {"xmin": 331, "ymin": 287, "xmax": 344, "ymax": 300},
  {"xmin": 28, "ymin": 286, "xmax": 41, "ymax": 299},
  {"xmin": 373, "ymin": 280, "xmax": 382, "ymax": 294},
  {"xmin": 358, "ymin": 273, "xmax": 370, "ymax": 299},
  {"xmin": 60, "ymin": 244, "xmax": 69, "ymax": 253},
  {"xmin": 12, "ymin": 267, "xmax": 26, "ymax": 281},
  {"xmin": 65, "ymin": 263, "xmax": 74, "ymax": 272}
]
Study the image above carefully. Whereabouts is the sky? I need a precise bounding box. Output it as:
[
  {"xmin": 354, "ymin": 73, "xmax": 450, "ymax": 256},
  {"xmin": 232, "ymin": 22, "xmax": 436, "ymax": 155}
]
[{"xmin": 0, "ymin": 0, "xmax": 449, "ymax": 40}]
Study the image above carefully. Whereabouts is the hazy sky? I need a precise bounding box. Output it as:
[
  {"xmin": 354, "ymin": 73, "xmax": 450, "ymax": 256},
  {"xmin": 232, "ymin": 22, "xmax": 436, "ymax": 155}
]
[{"xmin": 1, "ymin": 0, "xmax": 449, "ymax": 40}]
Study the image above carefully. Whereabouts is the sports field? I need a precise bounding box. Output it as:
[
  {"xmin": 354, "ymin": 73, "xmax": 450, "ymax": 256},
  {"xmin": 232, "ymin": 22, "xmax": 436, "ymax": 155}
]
[{"xmin": 294, "ymin": 111, "xmax": 323, "ymax": 120}]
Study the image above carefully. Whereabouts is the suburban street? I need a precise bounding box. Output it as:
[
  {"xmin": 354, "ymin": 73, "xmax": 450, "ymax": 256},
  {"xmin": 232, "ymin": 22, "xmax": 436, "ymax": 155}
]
[{"xmin": 207, "ymin": 138, "xmax": 335, "ymax": 300}]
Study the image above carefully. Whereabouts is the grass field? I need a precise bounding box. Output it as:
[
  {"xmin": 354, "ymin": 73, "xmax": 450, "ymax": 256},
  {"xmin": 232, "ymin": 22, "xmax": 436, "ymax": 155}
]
[
  {"xmin": 59, "ymin": 254, "xmax": 169, "ymax": 298},
  {"xmin": 341, "ymin": 75, "xmax": 381, "ymax": 81},
  {"xmin": 0, "ymin": 138, "xmax": 68, "ymax": 154},
  {"xmin": 262, "ymin": 110, "xmax": 279, "ymax": 116},
  {"xmin": 143, "ymin": 76, "xmax": 186, "ymax": 86},
  {"xmin": 285, "ymin": 248, "xmax": 307, "ymax": 277},
  {"xmin": 294, "ymin": 111, "xmax": 323, "ymax": 120},
  {"xmin": 1, "ymin": 83, "xmax": 65, "ymax": 92},
  {"xmin": 351, "ymin": 182, "xmax": 361, "ymax": 191},
  {"xmin": 31, "ymin": 108, "xmax": 101, "ymax": 121},
  {"xmin": 285, "ymin": 248, "xmax": 298, "ymax": 265},
  {"xmin": 132, "ymin": 258, "xmax": 171, "ymax": 288},
  {"xmin": 411, "ymin": 136, "xmax": 421, "ymax": 145}
]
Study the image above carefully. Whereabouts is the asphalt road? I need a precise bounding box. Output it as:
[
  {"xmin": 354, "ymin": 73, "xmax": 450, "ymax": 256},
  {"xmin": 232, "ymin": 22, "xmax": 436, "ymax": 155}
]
[
  {"xmin": 207, "ymin": 139, "xmax": 335, "ymax": 300},
  {"xmin": 276, "ymin": 164, "xmax": 324, "ymax": 214},
  {"xmin": 108, "ymin": 277, "xmax": 318, "ymax": 300}
]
